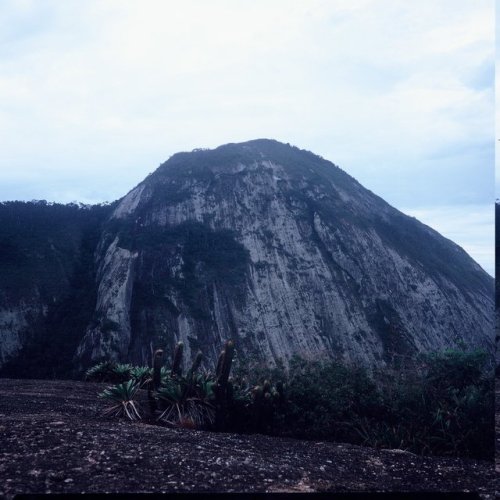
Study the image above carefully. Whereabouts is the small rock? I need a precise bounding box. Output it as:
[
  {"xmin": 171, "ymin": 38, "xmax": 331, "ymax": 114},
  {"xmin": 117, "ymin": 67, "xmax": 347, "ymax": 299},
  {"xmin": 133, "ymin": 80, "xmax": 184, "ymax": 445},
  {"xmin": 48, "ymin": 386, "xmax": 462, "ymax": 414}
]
[{"xmin": 48, "ymin": 472, "xmax": 64, "ymax": 482}]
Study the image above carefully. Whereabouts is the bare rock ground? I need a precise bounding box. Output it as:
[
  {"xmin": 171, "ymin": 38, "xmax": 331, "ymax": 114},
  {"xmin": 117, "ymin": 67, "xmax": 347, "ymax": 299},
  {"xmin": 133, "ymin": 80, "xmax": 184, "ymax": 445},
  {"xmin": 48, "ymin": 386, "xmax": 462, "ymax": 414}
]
[{"xmin": 0, "ymin": 378, "xmax": 496, "ymax": 498}]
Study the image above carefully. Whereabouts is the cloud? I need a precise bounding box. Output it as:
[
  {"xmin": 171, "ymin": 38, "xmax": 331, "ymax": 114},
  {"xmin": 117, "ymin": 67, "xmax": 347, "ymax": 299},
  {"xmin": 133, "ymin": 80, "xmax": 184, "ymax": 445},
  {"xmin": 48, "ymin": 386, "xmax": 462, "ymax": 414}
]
[{"xmin": 0, "ymin": 0, "xmax": 493, "ymax": 216}]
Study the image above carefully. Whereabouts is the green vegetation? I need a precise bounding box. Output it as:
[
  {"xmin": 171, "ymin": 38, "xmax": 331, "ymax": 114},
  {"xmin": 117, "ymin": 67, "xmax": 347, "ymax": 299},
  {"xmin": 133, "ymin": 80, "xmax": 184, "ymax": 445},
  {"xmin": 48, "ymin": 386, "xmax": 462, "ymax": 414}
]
[
  {"xmin": 99, "ymin": 379, "xmax": 142, "ymax": 421},
  {"xmin": 364, "ymin": 350, "xmax": 494, "ymax": 460},
  {"xmin": 114, "ymin": 220, "xmax": 250, "ymax": 326},
  {"xmin": 129, "ymin": 365, "xmax": 153, "ymax": 385},
  {"xmin": 91, "ymin": 346, "xmax": 493, "ymax": 461},
  {"xmin": 108, "ymin": 220, "xmax": 249, "ymax": 287},
  {"xmin": 0, "ymin": 200, "xmax": 114, "ymax": 379},
  {"xmin": 0, "ymin": 200, "xmax": 111, "ymax": 301},
  {"xmin": 156, "ymin": 371, "xmax": 216, "ymax": 428},
  {"xmin": 85, "ymin": 362, "xmax": 134, "ymax": 383}
]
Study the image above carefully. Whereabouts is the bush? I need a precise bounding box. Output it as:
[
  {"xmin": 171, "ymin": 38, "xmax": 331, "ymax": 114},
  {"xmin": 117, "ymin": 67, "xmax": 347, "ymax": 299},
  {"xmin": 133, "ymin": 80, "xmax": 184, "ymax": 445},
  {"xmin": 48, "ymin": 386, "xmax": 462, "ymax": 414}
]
[
  {"xmin": 375, "ymin": 349, "xmax": 494, "ymax": 460},
  {"xmin": 228, "ymin": 349, "xmax": 493, "ymax": 460},
  {"xmin": 89, "ymin": 348, "xmax": 493, "ymax": 460},
  {"xmin": 275, "ymin": 356, "xmax": 382, "ymax": 442},
  {"xmin": 423, "ymin": 349, "xmax": 489, "ymax": 390}
]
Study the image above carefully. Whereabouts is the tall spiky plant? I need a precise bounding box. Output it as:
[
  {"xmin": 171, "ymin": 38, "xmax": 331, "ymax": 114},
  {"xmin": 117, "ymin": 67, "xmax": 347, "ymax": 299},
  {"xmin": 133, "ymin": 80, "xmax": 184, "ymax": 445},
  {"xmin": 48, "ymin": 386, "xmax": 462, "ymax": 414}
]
[
  {"xmin": 189, "ymin": 351, "xmax": 203, "ymax": 376},
  {"xmin": 214, "ymin": 340, "xmax": 235, "ymax": 429},
  {"xmin": 186, "ymin": 351, "xmax": 203, "ymax": 394},
  {"xmin": 171, "ymin": 341, "xmax": 184, "ymax": 378},
  {"xmin": 152, "ymin": 349, "xmax": 164, "ymax": 391},
  {"xmin": 215, "ymin": 349, "xmax": 225, "ymax": 379},
  {"xmin": 147, "ymin": 348, "xmax": 164, "ymax": 416},
  {"xmin": 217, "ymin": 340, "xmax": 235, "ymax": 394}
]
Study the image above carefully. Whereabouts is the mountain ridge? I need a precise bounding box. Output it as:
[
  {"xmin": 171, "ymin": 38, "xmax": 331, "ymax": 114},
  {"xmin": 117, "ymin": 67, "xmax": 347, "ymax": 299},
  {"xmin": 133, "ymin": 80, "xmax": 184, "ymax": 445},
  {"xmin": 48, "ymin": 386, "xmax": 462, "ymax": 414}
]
[
  {"xmin": 77, "ymin": 139, "xmax": 494, "ymax": 370},
  {"xmin": 0, "ymin": 140, "xmax": 494, "ymax": 376}
]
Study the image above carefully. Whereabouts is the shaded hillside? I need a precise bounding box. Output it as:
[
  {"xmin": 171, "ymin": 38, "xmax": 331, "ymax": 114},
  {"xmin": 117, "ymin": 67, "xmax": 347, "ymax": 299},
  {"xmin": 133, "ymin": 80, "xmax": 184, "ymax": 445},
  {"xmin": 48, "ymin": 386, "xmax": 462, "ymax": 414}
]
[{"xmin": 0, "ymin": 201, "xmax": 114, "ymax": 377}]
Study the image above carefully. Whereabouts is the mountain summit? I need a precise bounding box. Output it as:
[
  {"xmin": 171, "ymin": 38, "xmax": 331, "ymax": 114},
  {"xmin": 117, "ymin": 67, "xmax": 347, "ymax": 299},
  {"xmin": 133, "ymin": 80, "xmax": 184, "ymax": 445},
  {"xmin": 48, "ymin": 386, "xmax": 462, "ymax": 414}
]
[
  {"xmin": 74, "ymin": 139, "xmax": 494, "ymax": 368},
  {"xmin": 0, "ymin": 140, "xmax": 494, "ymax": 375}
]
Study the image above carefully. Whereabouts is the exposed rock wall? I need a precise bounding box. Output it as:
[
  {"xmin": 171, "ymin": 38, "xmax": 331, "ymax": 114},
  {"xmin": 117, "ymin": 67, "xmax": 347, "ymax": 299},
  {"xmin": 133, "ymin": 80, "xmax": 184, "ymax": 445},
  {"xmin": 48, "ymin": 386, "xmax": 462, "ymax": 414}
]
[
  {"xmin": 0, "ymin": 297, "xmax": 44, "ymax": 366},
  {"xmin": 76, "ymin": 237, "xmax": 138, "ymax": 364},
  {"xmin": 76, "ymin": 140, "xmax": 494, "ymax": 369}
]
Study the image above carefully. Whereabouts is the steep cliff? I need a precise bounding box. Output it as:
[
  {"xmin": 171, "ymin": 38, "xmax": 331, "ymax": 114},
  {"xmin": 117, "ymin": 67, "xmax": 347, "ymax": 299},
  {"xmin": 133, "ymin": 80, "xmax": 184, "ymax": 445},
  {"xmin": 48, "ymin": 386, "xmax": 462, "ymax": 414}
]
[
  {"xmin": 75, "ymin": 140, "xmax": 494, "ymax": 370},
  {"xmin": 0, "ymin": 201, "xmax": 112, "ymax": 375}
]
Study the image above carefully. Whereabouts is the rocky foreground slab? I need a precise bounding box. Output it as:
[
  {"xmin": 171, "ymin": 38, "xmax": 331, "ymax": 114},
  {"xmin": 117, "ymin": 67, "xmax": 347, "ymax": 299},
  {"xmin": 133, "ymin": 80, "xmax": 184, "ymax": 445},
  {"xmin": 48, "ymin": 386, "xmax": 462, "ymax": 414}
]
[{"xmin": 0, "ymin": 378, "xmax": 497, "ymax": 498}]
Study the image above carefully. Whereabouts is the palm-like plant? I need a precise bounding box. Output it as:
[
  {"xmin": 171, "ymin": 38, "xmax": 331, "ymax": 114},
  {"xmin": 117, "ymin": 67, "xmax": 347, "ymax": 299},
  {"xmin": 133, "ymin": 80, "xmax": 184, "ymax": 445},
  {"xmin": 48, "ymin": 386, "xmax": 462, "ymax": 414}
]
[
  {"xmin": 112, "ymin": 363, "xmax": 133, "ymax": 382},
  {"xmin": 85, "ymin": 361, "xmax": 133, "ymax": 383},
  {"xmin": 194, "ymin": 372, "xmax": 217, "ymax": 400},
  {"xmin": 85, "ymin": 361, "xmax": 116, "ymax": 382},
  {"xmin": 160, "ymin": 366, "xmax": 172, "ymax": 386},
  {"xmin": 130, "ymin": 366, "xmax": 153, "ymax": 386},
  {"xmin": 156, "ymin": 373, "xmax": 216, "ymax": 428},
  {"xmin": 99, "ymin": 380, "xmax": 142, "ymax": 421}
]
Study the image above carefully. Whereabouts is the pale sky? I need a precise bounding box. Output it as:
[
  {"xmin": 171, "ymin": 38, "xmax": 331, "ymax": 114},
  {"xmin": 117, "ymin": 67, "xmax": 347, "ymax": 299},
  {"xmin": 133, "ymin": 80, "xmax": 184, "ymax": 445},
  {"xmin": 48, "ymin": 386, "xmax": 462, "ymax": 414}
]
[{"xmin": 0, "ymin": 0, "xmax": 494, "ymax": 275}]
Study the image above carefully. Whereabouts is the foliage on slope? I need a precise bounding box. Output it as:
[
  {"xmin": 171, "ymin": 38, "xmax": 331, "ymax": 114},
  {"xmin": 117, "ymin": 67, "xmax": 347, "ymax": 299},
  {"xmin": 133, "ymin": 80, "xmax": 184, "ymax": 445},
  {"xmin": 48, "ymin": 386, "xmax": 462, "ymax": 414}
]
[
  {"xmin": 0, "ymin": 200, "xmax": 114, "ymax": 377},
  {"xmin": 93, "ymin": 345, "xmax": 493, "ymax": 461}
]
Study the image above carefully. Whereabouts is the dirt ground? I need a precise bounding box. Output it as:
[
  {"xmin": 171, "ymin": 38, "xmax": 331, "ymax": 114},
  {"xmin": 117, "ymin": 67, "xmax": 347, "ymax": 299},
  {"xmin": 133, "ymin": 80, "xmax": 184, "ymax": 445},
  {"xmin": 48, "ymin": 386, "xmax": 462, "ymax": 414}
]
[{"xmin": 0, "ymin": 378, "xmax": 497, "ymax": 498}]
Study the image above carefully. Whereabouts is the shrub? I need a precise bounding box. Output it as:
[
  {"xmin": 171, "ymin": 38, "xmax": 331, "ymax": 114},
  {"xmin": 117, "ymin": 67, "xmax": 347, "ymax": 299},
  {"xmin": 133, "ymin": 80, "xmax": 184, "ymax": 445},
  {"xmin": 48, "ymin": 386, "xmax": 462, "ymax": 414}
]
[
  {"xmin": 90, "ymin": 348, "xmax": 493, "ymax": 460},
  {"xmin": 365, "ymin": 349, "xmax": 494, "ymax": 459},
  {"xmin": 276, "ymin": 356, "xmax": 381, "ymax": 442},
  {"xmin": 422, "ymin": 349, "xmax": 489, "ymax": 390}
]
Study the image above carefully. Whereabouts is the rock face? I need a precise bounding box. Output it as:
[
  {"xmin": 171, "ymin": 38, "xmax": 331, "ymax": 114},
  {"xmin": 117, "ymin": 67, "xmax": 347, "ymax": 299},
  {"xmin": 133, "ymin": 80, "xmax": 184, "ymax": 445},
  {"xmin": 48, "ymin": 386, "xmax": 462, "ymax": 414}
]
[
  {"xmin": 74, "ymin": 139, "xmax": 494, "ymax": 370},
  {"xmin": 0, "ymin": 202, "xmax": 112, "ymax": 374}
]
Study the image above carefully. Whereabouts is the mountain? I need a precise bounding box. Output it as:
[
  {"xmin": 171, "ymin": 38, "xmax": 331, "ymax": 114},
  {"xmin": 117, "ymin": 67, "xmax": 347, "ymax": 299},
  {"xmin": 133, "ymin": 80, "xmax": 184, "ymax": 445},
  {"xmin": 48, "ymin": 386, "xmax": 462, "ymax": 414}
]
[
  {"xmin": 495, "ymin": 202, "xmax": 499, "ymax": 370},
  {"xmin": 0, "ymin": 201, "xmax": 113, "ymax": 376},
  {"xmin": 0, "ymin": 140, "xmax": 494, "ymax": 377},
  {"xmin": 75, "ymin": 139, "xmax": 494, "ymax": 369}
]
